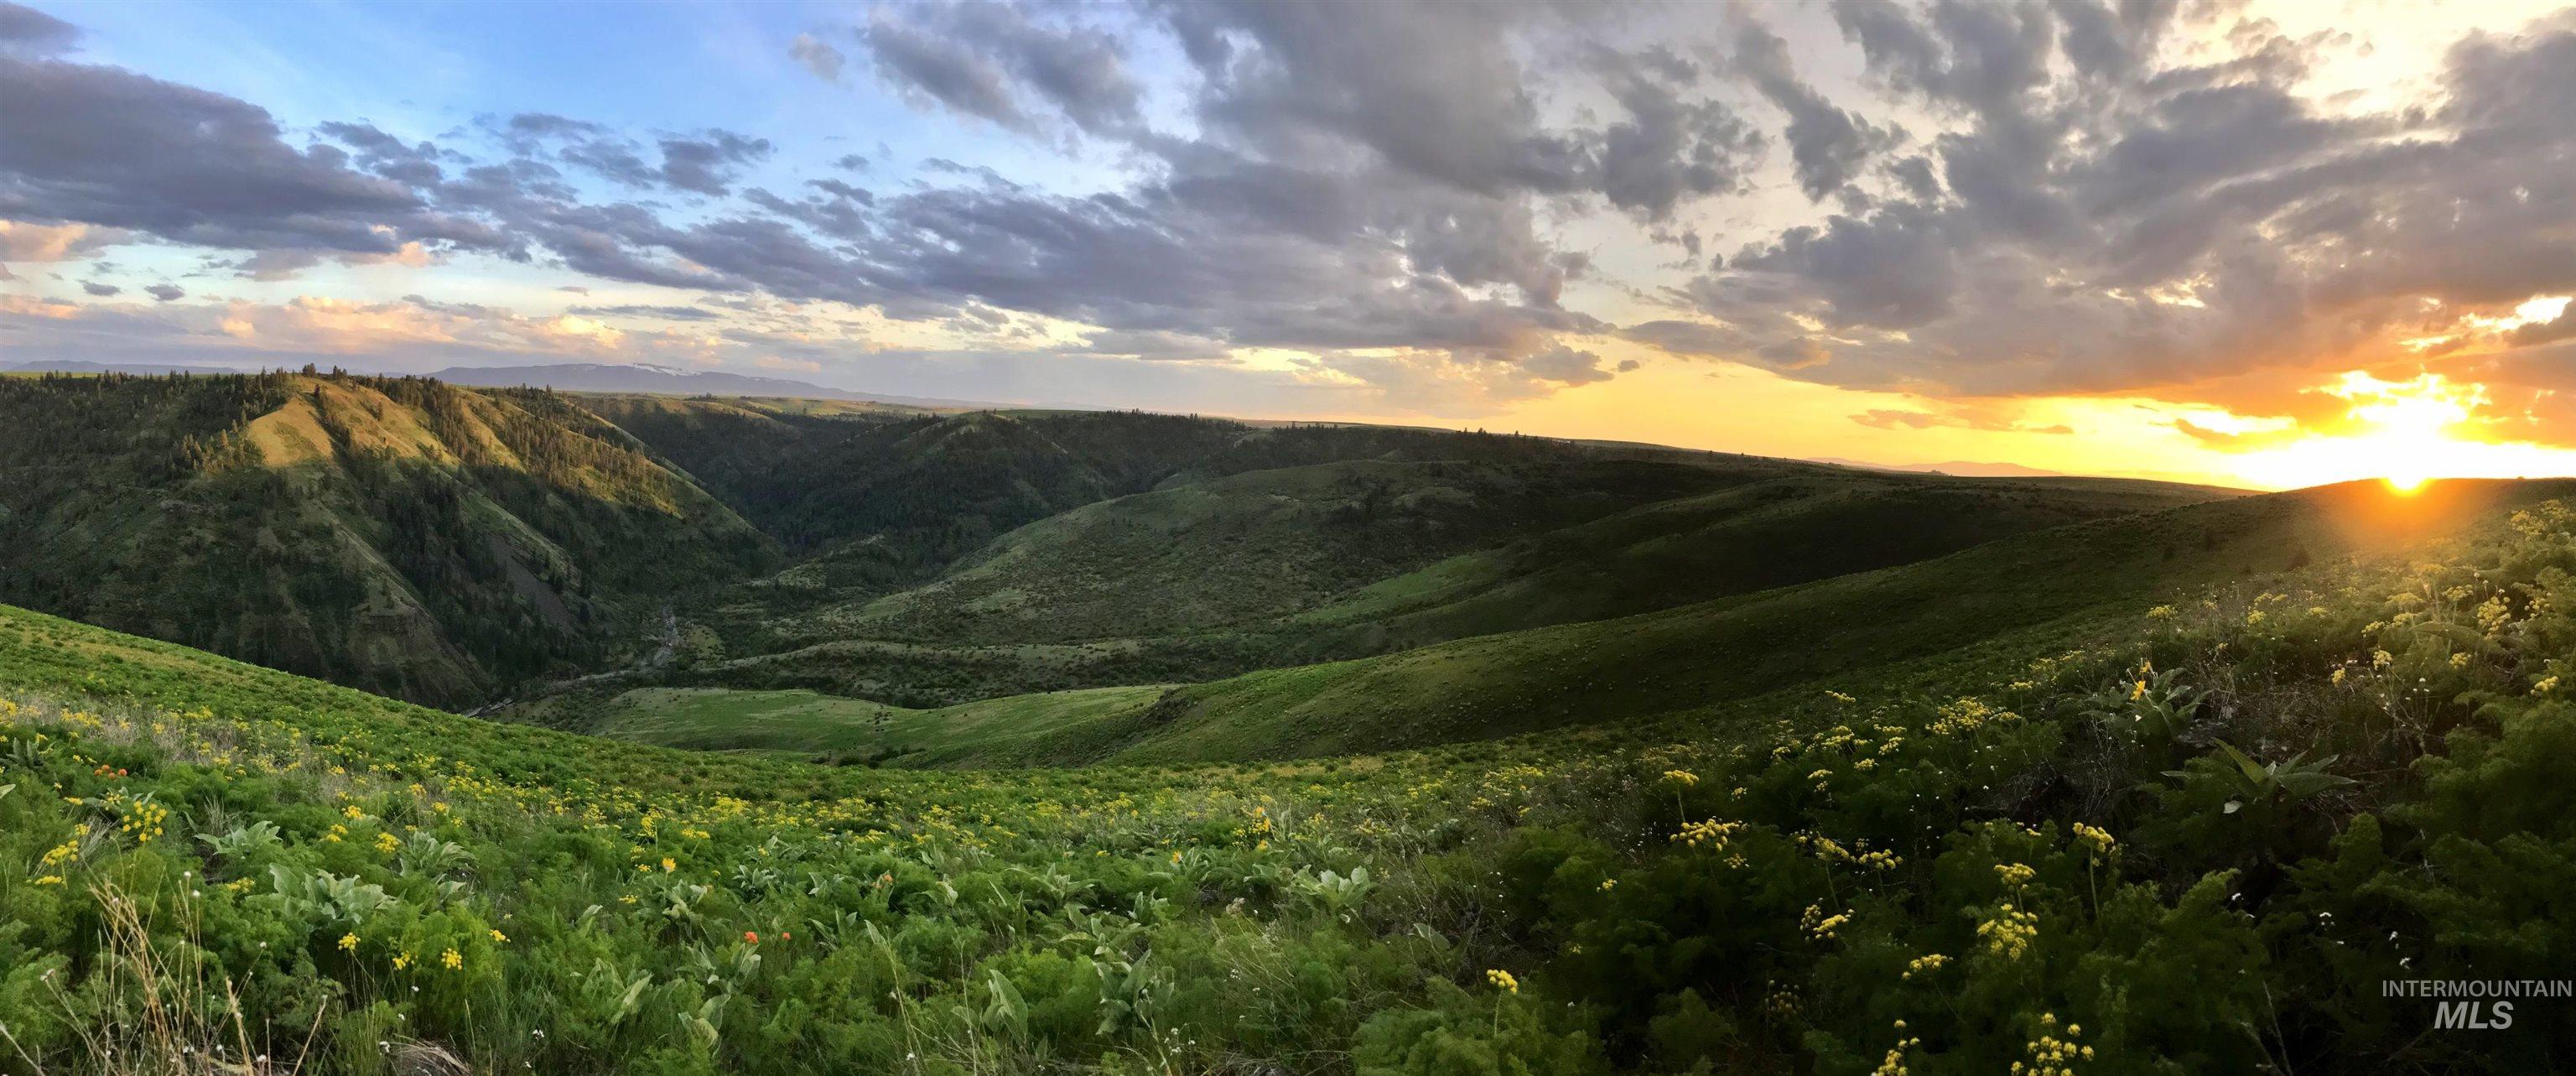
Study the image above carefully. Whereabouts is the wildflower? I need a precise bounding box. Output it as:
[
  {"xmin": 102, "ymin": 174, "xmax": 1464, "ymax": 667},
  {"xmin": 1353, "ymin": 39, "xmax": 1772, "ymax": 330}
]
[
  {"xmin": 660, "ymin": 857, "xmax": 676, "ymax": 873},
  {"xmin": 441, "ymin": 949, "xmax": 462, "ymax": 970},
  {"xmin": 34, "ymin": 875, "xmax": 65, "ymax": 886},
  {"xmin": 1670, "ymin": 818, "xmax": 1743, "ymax": 849},
  {"xmin": 488, "ymin": 928, "xmax": 508, "ymax": 943},
  {"xmin": 1977, "ymin": 903, "xmax": 2040, "ymax": 961},
  {"xmin": 338, "ymin": 933, "xmax": 359, "ymax": 954},
  {"xmin": 1994, "ymin": 862, "xmax": 2036, "ymax": 887},
  {"xmin": 1901, "ymin": 953, "xmax": 1948, "ymax": 980},
  {"xmin": 2245, "ymin": 610, "xmax": 2265, "ymax": 626},
  {"xmin": 1660, "ymin": 769, "xmax": 1699, "ymax": 787},
  {"xmin": 392, "ymin": 953, "xmax": 413, "ymax": 970},
  {"xmin": 745, "ymin": 931, "xmax": 760, "ymax": 943},
  {"xmin": 1484, "ymin": 969, "xmax": 1519, "ymax": 994},
  {"xmin": 1598, "ymin": 878, "xmax": 1616, "ymax": 891},
  {"xmin": 2145, "ymin": 605, "xmax": 2174, "ymax": 619},
  {"xmin": 373, "ymin": 831, "xmax": 400, "ymax": 855},
  {"xmin": 2330, "ymin": 667, "xmax": 2347, "ymax": 685},
  {"xmin": 2072, "ymin": 823, "xmax": 2116, "ymax": 855},
  {"xmin": 2536, "ymin": 675, "xmax": 2560, "ymax": 694},
  {"xmin": 2129, "ymin": 679, "xmax": 2146, "ymax": 701}
]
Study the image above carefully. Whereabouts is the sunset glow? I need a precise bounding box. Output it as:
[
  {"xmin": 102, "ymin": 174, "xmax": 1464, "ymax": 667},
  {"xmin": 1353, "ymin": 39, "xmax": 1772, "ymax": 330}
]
[{"xmin": 2225, "ymin": 373, "xmax": 2576, "ymax": 492}]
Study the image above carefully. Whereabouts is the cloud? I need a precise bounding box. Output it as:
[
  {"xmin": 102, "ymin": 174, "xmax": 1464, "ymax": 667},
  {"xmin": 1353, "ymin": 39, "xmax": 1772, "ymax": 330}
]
[
  {"xmin": 143, "ymin": 283, "xmax": 182, "ymax": 301},
  {"xmin": 655, "ymin": 131, "xmax": 771, "ymax": 196},
  {"xmin": 1593, "ymin": 47, "xmax": 1765, "ymax": 219},
  {"xmin": 0, "ymin": 55, "xmax": 496, "ymax": 257},
  {"xmin": 1076, "ymin": 329, "xmax": 1233, "ymax": 361},
  {"xmin": 1848, "ymin": 407, "xmax": 2071, "ymax": 434},
  {"xmin": 1520, "ymin": 344, "xmax": 1618, "ymax": 386},
  {"xmin": 789, "ymin": 32, "xmax": 844, "ymax": 82},
  {"xmin": 6, "ymin": 0, "xmax": 2571, "ymax": 428},
  {"xmin": 80, "ymin": 280, "xmax": 117, "ymax": 296},
  {"xmin": 1734, "ymin": 23, "xmax": 1902, "ymax": 202},
  {"xmin": 0, "ymin": 2, "xmax": 76, "ymax": 59},
  {"xmin": 569, "ymin": 303, "xmax": 721, "ymax": 322},
  {"xmin": 1659, "ymin": 6, "xmax": 2576, "ymax": 399},
  {"xmin": 0, "ymin": 218, "xmax": 124, "ymax": 261}
]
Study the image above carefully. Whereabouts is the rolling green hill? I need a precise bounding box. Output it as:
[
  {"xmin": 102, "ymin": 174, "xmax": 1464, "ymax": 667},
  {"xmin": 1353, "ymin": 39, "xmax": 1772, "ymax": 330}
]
[
  {"xmin": 611, "ymin": 455, "xmax": 2231, "ymax": 711},
  {"xmin": 794, "ymin": 457, "xmax": 1758, "ymax": 644},
  {"xmin": 0, "ymin": 372, "xmax": 776, "ymax": 707},
  {"xmin": 584, "ymin": 479, "xmax": 2568, "ymax": 767},
  {"xmin": 9, "ymin": 487, "xmax": 2575, "ymax": 1074},
  {"xmin": 1096, "ymin": 477, "xmax": 2576, "ymax": 762}
]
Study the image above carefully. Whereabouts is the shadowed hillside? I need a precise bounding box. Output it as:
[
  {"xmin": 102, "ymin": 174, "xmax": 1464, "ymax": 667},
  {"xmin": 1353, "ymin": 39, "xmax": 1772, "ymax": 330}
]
[
  {"xmin": 579, "ymin": 478, "xmax": 2568, "ymax": 767},
  {"xmin": 599, "ymin": 461, "xmax": 2231, "ymax": 712}
]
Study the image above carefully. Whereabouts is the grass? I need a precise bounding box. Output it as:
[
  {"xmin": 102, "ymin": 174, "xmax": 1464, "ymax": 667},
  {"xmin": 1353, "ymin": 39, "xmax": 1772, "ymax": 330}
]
[
  {"xmin": 9, "ymin": 488, "xmax": 2576, "ymax": 1073},
  {"xmin": 890, "ymin": 478, "xmax": 2576, "ymax": 766}
]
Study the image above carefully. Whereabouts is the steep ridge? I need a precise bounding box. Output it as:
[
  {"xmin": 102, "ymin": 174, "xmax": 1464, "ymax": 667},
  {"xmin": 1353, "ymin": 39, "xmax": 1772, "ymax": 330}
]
[{"xmin": 0, "ymin": 372, "xmax": 775, "ymax": 706}]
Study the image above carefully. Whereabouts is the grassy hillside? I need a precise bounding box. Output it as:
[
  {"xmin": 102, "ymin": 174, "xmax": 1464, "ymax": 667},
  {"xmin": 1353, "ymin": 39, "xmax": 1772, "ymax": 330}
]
[
  {"xmin": 795, "ymin": 457, "xmax": 1754, "ymax": 644},
  {"xmin": 624, "ymin": 460, "xmax": 2229, "ymax": 712},
  {"xmin": 644, "ymin": 479, "xmax": 2558, "ymax": 768},
  {"xmin": 587, "ymin": 398, "xmax": 1846, "ymax": 636},
  {"xmin": 0, "ymin": 372, "xmax": 776, "ymax": 707},
  {"xmin": 10, "ymin": 488, "xmax": 2576, "ymax": 1073},
  {"xmin": 1293, "ymin": 474, "xmax": 2235, "ymax": 646},
  {"xmin": 1108, "ymin": 478, "xmax": 2576, "ymax": 762}
]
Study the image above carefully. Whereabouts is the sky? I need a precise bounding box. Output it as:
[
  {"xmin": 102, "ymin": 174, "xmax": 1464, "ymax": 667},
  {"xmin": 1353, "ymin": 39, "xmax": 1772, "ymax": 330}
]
[{"xmin": 3, "ymin": 0, "xmax": 2573, "ymax": 489}]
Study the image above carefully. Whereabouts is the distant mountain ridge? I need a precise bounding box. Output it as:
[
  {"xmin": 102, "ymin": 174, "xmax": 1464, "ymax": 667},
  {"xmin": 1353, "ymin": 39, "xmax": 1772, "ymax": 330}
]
[
  {"xmin": 424, "ymin": 362, "xmax": 1012, "ymax": 410},
  {"xmin": 4, "ymin": 358, "xmax": 1017, "ymax": 411},
  {"xmin": 3, "ymin": 358, "xmax": 249, "ymax": 377},
  {"xmin": 1808, "ymin": 455, "xmax": 2064, "ymax": 477}
]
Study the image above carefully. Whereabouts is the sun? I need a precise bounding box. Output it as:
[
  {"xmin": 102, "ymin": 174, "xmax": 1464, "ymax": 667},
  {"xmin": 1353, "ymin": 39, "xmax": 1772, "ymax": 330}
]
[
  {"xmin": 2333, "ymin": 373, "xmax": 2477, "ymax": 493},
  {"xmin": 2223, "ymin": 372, "xmax": 2570, "ymax": 491}
]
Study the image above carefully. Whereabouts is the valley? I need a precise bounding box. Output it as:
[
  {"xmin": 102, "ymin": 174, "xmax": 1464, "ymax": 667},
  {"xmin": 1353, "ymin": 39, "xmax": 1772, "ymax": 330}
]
[{"xmin": 8, "ymin": 371, "xmax": 2575, "ymax": 1074}]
